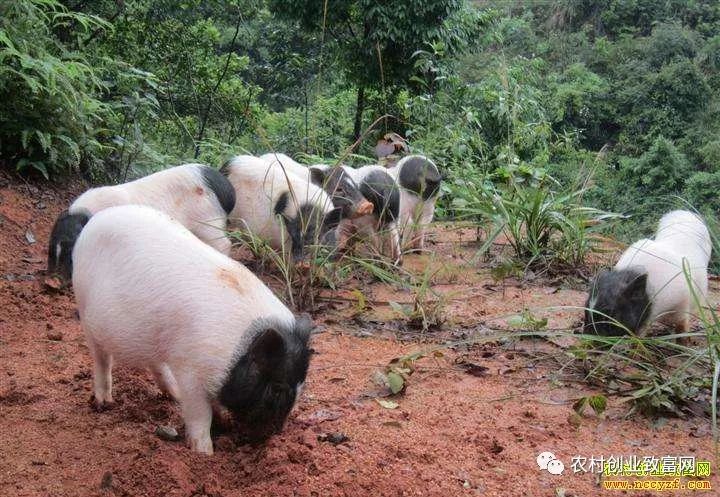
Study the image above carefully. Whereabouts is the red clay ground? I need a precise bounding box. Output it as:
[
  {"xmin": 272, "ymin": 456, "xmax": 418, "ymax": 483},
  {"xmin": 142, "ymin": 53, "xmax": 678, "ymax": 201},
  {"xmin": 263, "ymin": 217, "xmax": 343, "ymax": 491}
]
[{"xmin": 1, "ymin": 173, "xmax": 718, "ymax": 497}]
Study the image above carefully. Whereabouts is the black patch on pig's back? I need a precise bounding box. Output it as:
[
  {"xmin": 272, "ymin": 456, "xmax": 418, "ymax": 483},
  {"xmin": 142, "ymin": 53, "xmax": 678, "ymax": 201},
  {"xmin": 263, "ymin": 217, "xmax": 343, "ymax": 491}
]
[
  {"xmin": 360, "ymin": 169, "xmax": 399, "ymax": 225},
  {"xmin": 398, "ymin": 156, "xmax": 441, "ymax": 201},
  {"xmin": 199, "ymin": 165, "xmax": 236, "ymax": 214}
]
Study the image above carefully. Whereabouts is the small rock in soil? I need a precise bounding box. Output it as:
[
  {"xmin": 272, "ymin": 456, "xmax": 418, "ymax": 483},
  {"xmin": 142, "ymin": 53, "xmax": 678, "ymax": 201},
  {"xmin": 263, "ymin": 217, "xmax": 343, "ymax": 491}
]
[
  {"xmin": 317, "ymin": 432, "xmax": 349, "ymax": 445},
  {"xmin": 307, "ymin": 462, "xmax": 321, "ymax": 476},
  {"xmin": 155, "ymin": 425, "xmax": 180, "ymax": 441},
  {"xmin": 459, "ymin": 362, "xmax": 489, "ymax": 377},
  {"xmin": 46, "ymin": 331, "xmax": 63, "ymax": 341},
  {"xmin": 25, "ymin": 229, "xmax": 36, "ymax": 244}
]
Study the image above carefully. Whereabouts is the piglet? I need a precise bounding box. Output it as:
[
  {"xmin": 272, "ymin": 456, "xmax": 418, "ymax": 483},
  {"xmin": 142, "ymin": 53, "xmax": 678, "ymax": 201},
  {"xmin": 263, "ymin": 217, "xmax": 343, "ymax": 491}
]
[
  {"xmin": 260, "ymin": 153, "xmax": 372, "ymax": 219},
  {"xmin": 386, "ymin": 155, "xmax": 441, "ymax": 250},
  {"xmin": 585, "ymin": 210, "xmax": 711, "ymax": 337},
  {"xmin": 222, "ymin": 155, "xmax": 344, "ymax": 263},
  {"xmin": 72, "ymin": 204, "xmax": 312, "ymax": 454},
  {"xmin": 48, "ymin": 163, "xmax": 235, "ymax": 280},
  {"xmin": 313, "ymin": 165, "xmax": 401, "ymax": 263}
]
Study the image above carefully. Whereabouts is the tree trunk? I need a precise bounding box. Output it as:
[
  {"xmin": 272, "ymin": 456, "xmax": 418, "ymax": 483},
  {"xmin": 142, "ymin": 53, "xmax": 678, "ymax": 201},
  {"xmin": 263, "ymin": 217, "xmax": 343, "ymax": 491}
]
[{"xmin": 353, "ymin": 86, "xmax": 365, "ymax": 142}]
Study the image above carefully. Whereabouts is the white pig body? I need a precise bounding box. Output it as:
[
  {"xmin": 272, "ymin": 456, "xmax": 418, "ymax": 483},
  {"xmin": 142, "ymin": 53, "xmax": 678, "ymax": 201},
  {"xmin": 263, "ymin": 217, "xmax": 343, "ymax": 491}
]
[
  {"xmin": 48, "ymin": 163, "xmax": 234, "ymax": 279},
  {"xmin": 261, "ymin": 153, "xmax": 373, "ymax": 219},
  {"xmin": 586, "ymin": 210, "xmax": 711, "ymax": 336},
  {"xmin": 615, "ymin": 210, "xmax": 711, "ymax": 330},
  {"xmin": 73, "ymin": 205, "xmax": 311, "ymax": 454},
  {"xmin": 259, "ymin": 152, "xmax": 310, "ymax": 179},
  {"xmin": 222, "ymin": 155, "xmax": 342, "ymax": 261}
]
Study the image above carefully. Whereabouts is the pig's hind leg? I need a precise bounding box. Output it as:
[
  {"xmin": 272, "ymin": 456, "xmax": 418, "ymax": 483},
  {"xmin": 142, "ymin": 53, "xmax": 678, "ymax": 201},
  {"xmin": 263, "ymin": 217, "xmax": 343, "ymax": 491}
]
[
  {"xmin": 673, "ymin": 306, "xmax": 692, "ymax": 346},
  {"xmin": 152, "ymin": 363, "xmax": 181, "ymax": 401},
  {"xmin": 87, "ymin": 340, "xmax": 114, "ymax": 409}
]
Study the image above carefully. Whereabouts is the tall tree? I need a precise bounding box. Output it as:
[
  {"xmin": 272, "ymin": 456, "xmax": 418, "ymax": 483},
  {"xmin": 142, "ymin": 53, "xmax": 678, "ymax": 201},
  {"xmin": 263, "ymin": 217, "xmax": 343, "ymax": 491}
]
[{"xmin": 269, "ymin": 0, "xmax": 471, "ymax": 141}]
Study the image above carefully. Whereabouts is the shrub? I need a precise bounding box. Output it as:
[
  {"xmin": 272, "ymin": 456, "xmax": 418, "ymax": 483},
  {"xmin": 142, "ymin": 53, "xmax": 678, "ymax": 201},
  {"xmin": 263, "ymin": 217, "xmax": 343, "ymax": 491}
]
[
  {"xmin": 258, "ymin": 89, "xmax": 356, "ymax": 157},
  {"xmin": 0, "ymin": 0, "xmax": 111, "ymax": 178},
  {"xmin": 619, "ymin": 136, "xmax": 691, "ymax": 197},
  {"xmin": 684, "ymin": 171, "xmax": 720, "ymax": 215}
]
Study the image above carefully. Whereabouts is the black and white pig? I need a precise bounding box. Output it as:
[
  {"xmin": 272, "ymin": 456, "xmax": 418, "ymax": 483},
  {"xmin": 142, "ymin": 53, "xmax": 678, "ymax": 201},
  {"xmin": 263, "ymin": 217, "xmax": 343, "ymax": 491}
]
[
  {"xmin": 259, "ymin": 153, "xmax": 373, "ymax": 219},
  {"xmin": 311, "ymin": 164, "xmax": 401, "ymax": 263},
  {"xmin": 585, "ymin": 210, "xmax": 711, "ymax": 337},
  {"xmin": 47, "ymin": 163, "xmax": 235, "ymax": 280},
  {"xmin": 386, "ymin": 155, "xmax": 442, "ymax": 250},
  {"xmin": 221, "ymin": 155, "xmax": 344, "ymax": 262},
  {"xmin": 72, "ymin": 204, "xmax": 312, "ymax": 454}
]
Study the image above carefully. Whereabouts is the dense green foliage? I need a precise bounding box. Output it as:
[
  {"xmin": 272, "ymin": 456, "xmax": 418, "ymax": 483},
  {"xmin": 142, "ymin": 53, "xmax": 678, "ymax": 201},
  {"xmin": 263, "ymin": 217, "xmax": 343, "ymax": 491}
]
[
  {"xmin": 0, "ymin": 0, "xmax": 111, "ymax": 178},
  {"xmin": 3, "ymin": 0, "xmax": 720, "ymax": 241}
]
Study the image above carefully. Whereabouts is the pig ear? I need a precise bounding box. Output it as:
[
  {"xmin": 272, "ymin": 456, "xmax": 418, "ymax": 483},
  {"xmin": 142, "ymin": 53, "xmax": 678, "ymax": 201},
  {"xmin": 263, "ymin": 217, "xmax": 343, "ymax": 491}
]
[
  {"xmin": 623, "ymin": 273, "xmax": 648, "ymax": 298},
  {"xmin": 280, "ymin": 214, "xmax": 302, "ymax": 247},
  {"xmin": 250, "ymin": 329, "xmax": 285, "ymax": 374},
  {"xmin": 590, "ymin": 269, "xmax": 607, "ymax": 291},
  {"xmin": 309, "ymin": 167, "xmax": 327, "ymax": 187},
  {"xmin": 323, "ymin": 207, "xmax": 343, "ymax": 230},
  {"xmin": 294, "ymin": 313, "xmax": 315, "ymax": 340}
]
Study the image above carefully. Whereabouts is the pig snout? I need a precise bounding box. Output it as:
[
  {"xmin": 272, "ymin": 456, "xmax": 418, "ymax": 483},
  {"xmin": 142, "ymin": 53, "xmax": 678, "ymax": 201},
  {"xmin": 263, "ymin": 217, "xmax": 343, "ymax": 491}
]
[{"xmin": 352, "ymin": 198, "xmax": 374, "ymax": 218}]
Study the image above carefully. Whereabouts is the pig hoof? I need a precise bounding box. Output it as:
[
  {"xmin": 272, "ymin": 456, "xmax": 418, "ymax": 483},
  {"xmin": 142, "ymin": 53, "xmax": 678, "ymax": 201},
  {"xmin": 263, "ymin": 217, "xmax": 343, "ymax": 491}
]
[
  {"xmin": 188, "ymin": 436, "xmax": 214, "ymax": 455},
  {"xmin": 89, "ymin": 395, "xmax": 114, "ymax": 412}
]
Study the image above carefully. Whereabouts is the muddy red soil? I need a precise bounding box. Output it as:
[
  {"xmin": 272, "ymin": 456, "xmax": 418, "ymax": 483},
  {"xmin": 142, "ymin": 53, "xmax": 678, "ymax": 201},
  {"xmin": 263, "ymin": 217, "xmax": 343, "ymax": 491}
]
[{"xmin": 1, "ymin": 173, "xmax": 718, "ymax": 497}]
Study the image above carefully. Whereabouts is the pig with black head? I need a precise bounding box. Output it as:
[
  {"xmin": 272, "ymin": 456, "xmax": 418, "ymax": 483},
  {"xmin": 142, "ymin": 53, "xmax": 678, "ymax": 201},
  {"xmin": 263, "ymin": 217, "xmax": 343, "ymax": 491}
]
[
  {"xmin": 585, "ymin": 210, "xmax": 711, "ymax": 337},
  {"xmin": 312, "ymin": 164, "xmax": 401, "ymax": 263},
  {"xmin": 222, "ymin": 155, "xmax": 346, "ymax": 263},
  {"xmin": 386, "ymin": 155, "xmax": 441, "ymax": 251},
  {"xmin": 72, "ymin": 204, "xmax": 312, "ymax": 454}
]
